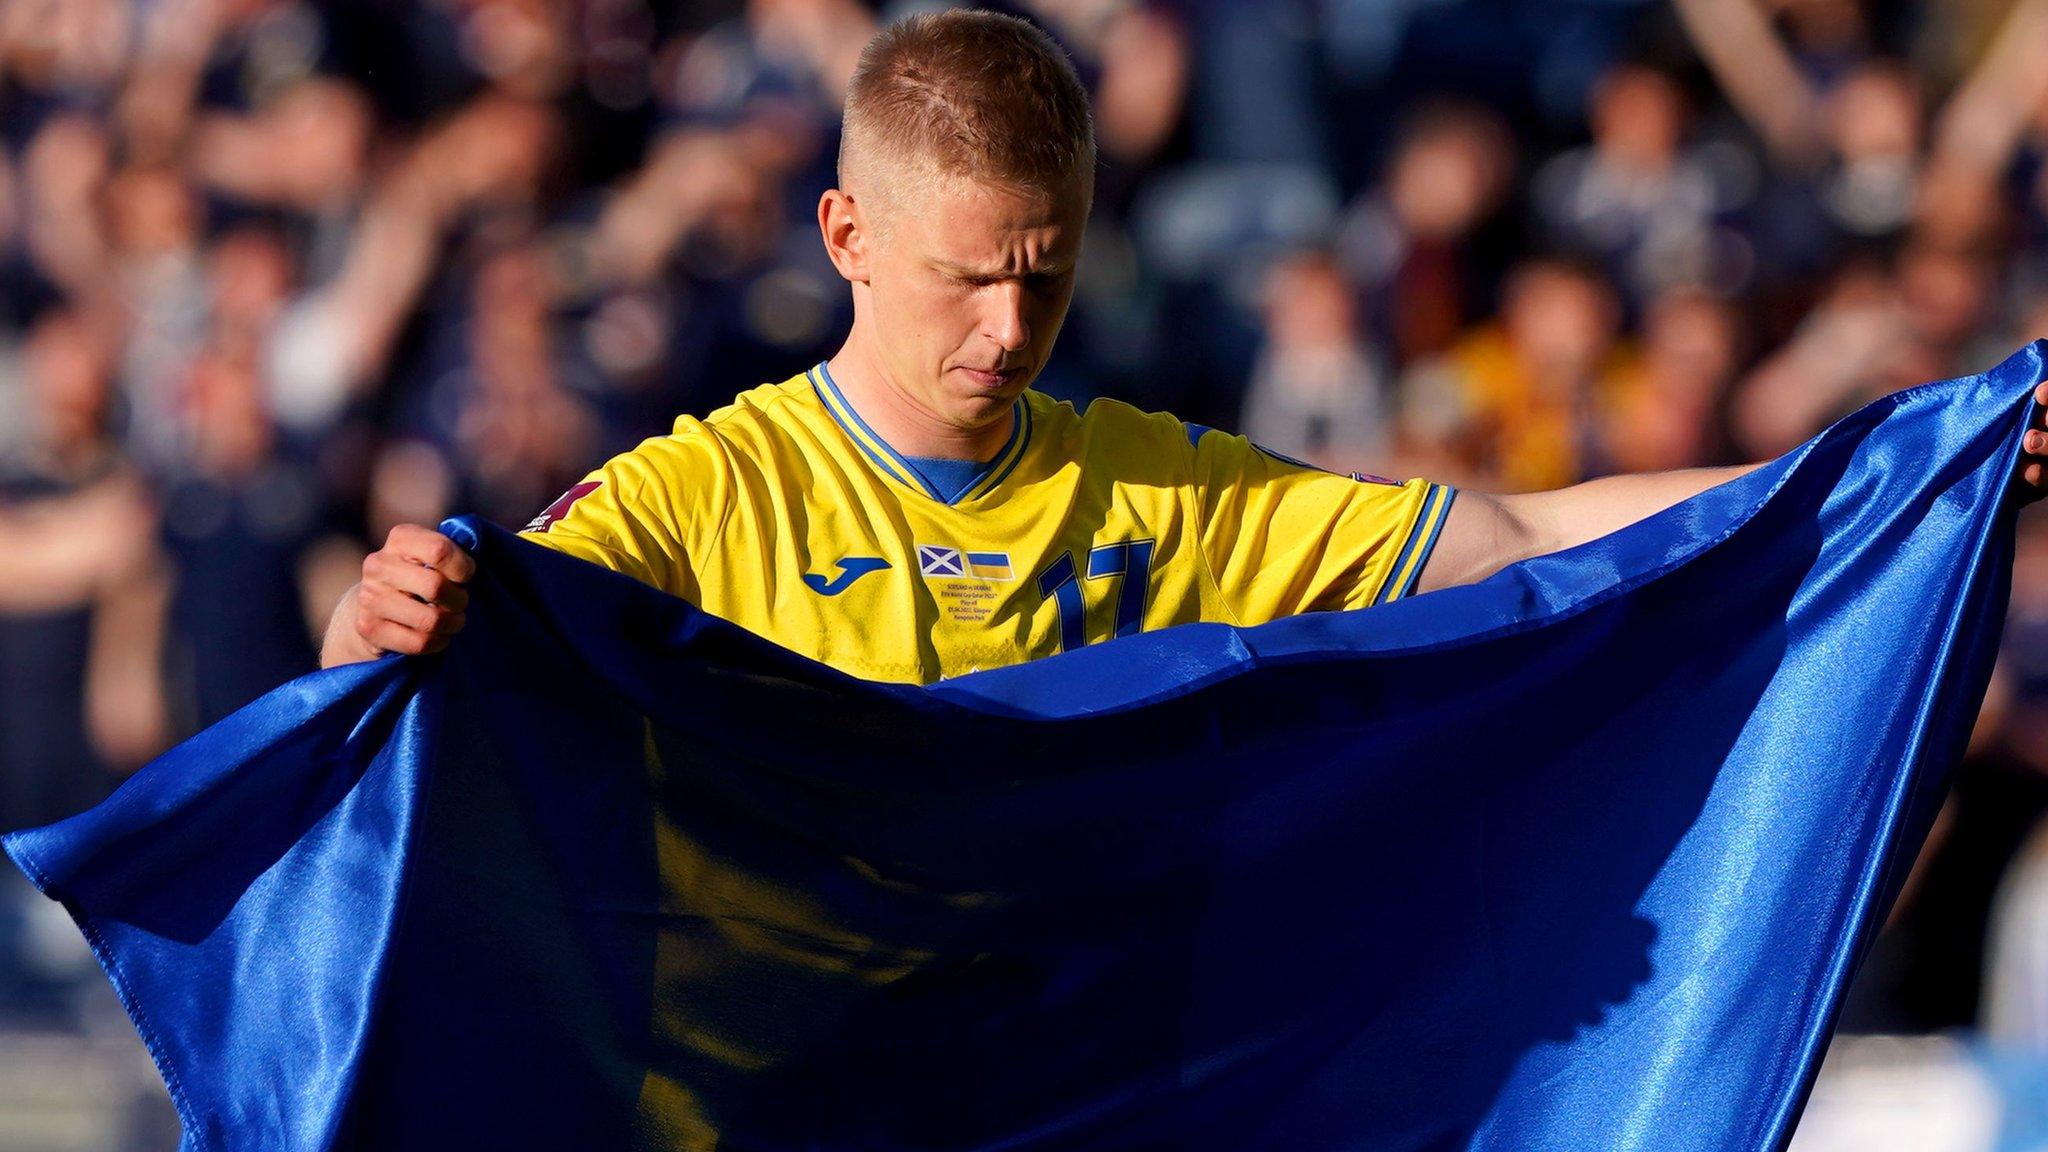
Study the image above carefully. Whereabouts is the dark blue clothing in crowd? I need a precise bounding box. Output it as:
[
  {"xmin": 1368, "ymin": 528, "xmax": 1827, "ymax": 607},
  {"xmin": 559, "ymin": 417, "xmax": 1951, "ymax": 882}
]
[{"xmin": 159, "ymin": 463, "xmax": 325, "ymax": 733}]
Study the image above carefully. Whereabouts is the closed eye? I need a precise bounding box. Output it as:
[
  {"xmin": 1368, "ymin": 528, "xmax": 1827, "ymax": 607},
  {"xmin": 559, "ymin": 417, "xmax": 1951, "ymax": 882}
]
[{"xmin": 938, "ymin": 266, "xmax": 1071, "ymax": 290}]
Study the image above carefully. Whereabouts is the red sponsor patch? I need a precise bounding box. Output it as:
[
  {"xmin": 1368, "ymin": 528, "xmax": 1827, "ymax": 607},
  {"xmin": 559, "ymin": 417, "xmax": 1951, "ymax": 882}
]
[{"xmin": 524, "ymin": 481, "xmax": 600, "ymax": 532}]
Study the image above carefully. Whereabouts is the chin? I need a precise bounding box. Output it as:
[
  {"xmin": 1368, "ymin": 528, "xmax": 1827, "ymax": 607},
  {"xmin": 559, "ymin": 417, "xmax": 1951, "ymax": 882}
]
[{"xmin": 933, "ymin": 384, "xmax": 1013, "ymax": 426}]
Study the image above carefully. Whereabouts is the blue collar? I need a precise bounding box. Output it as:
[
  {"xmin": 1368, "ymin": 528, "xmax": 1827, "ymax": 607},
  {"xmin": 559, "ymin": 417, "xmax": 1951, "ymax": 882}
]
[{"xmin": 809, "ymin": 363, "xmax": 1031, "ymax": 505}]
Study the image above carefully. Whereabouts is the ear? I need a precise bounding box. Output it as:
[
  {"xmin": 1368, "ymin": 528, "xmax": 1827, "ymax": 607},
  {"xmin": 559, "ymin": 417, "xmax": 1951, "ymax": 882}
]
[{"xmin": 818, "ymin": 188, "xmax": 872, "ymax": 284}]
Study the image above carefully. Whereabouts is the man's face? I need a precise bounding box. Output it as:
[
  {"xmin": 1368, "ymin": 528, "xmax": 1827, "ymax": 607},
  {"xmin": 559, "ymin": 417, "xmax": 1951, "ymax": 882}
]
[{"xmin": 858, "ymin": 172, "xmax": 1086, "ymax": 431}]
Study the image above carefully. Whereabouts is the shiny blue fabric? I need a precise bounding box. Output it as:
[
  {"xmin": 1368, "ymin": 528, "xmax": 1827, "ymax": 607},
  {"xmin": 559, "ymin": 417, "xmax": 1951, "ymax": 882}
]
[{"xmin": 5, "ymin": 345, "xmax": 2040, "ymax": 1151}]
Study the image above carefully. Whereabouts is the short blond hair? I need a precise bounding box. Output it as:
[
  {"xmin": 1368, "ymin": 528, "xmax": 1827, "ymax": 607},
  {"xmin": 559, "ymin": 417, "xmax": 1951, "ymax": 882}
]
[{"xmin": 840, "ymin": 10, "xmax": 1095, "ymax": 211}]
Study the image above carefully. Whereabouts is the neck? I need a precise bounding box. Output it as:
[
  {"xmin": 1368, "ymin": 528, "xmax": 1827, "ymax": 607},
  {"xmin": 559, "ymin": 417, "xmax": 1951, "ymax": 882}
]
[{"xmin": 825, "ymin": 335, "xmax": 1014, "ymax": 462}]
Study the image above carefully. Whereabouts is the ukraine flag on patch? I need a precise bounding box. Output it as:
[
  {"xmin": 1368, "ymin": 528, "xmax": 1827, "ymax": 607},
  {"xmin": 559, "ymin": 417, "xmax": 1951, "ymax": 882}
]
[{"xmin": 965, "ymin": 552, "xmax": 1014, "ymax": 581}]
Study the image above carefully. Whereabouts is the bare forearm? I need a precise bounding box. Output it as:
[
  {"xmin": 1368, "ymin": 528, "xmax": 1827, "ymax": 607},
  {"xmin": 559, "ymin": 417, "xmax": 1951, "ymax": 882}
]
[
  {"xmin": 1430, "ymin": 382, "xmax": 2048, "ymax": 595},
  {"xmin": 0, "ymin": 481, "xmax": 159, "ymax": 611},
  {"xmin": 1419, "ymin": 464, "xmax": 1761, "ymax": 592},
  {"xmin": 1670, "ymin": 0, "xmax": 1818, "ymax": 163},
  {"xmin": 1932, "ymin": 0, "xmax": 2048, "ymax": 171},
  {"xmin": 86, "ymin": 562, "xmax": 171, "ymax": 769},
  {"xmin": 0, "ymin": 520, "xmax": 118, "ymax": 608},
  {"xmin": 1499, "ymin": 464, "xmax": 1762, "ymax": 559}
]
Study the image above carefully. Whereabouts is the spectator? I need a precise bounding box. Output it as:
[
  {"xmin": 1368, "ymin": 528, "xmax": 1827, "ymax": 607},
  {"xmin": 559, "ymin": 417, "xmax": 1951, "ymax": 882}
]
[
  {"xmin": 156, "ymin": 227, "xmax": 338, "ymax": 731},
  {"xmin": 437, "ymin": 241, "xmax": 598, "ymax": 529},
  {"xmin": 1730, "ymin": 259, "xmax": 1903, "ymax": 459},
  {"xmin": 1596, "ymin": 286, "xmax": 1741, "ymax": 475},
  {"xmin": 1240, "ymin": 248, "xmax": 1391, "ymax": 474},
  {"xmin": 0, "ymin": 310, "xmax": 164, "ymax": 831},
  {"xmin": 1399, "ymin": 257, "xmax": 1627, "ymax": 492},
  {"xmin": 1531, "ymin": 64, "xmax": 1742, "ymax": 309},
  {"xmin": 1336, "ymin": 102, "xmax": 1516, "ymax": 367}
]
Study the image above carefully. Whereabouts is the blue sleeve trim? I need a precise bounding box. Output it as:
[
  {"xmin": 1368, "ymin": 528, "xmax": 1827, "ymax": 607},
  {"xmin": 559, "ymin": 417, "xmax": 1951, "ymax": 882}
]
[{"xmin": 1397, "ymin": 486, "xmax": 1456, "ymax": 600}]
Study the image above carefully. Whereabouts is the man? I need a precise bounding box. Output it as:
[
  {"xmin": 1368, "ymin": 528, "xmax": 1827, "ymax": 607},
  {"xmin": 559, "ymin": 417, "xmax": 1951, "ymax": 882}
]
[{"xmin": 321, "ymin": 10, "xmax": 2048, "ymax": 679}]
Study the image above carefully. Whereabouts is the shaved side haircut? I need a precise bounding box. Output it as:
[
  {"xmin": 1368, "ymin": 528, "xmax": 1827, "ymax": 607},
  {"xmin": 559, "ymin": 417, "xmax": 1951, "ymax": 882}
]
[{"xmin": 840, "ymin": 10, "xmax": 1095, "ymax": 219}]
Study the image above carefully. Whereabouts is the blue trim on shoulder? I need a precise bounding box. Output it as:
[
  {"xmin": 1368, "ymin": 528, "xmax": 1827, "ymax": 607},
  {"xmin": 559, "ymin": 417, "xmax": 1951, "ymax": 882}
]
[
  {"xmin": 1377, "ymin": 483, "xmax": 1448, "ymax": 606},
  {"xmin": 1398, "ymin": 487, "xmax": 1456, "ymax": 600},
  {"xmin": 1185, "ymin": 422, "xmax": 1338, "ymax": 476},
  {"xmin": 1254, "ymin": 443, "xmax": 1324, "ymax": 471}
]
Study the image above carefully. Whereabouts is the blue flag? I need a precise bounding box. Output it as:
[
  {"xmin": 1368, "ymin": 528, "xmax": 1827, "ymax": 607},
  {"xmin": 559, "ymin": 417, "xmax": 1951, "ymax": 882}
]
[{"xmin": 5, "ymin": 345, "xmax": 2039, "ymax": 1151}]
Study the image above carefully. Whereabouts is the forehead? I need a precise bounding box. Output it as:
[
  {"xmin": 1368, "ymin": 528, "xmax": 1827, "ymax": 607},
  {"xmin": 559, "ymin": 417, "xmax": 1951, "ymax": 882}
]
[{"xmin": 897, "ymin": 172, "xmax": 1088, "ymax": 265}]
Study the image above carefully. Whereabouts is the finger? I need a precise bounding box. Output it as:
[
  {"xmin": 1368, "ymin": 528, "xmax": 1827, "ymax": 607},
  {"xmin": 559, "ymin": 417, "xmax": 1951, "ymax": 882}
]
[
  {"xmin": 2029, "ymin": 430, "xmax": 2047, "ymax": 457},
  {"xmin": 2035, "ymin": 379, "xmax": 2048, "ymax": 407},
  {"xmin": 382, "ymin": 520, "xmax": 466, "ymax": 573},
  {"xmin": 360, "ymin": 618, "xmax": 434, "ymax": 657},
  {"xmin": 428, "ymin": 610, "xmax": 466, "ymax": 638},
  {"xmin": 359, "ymin": 582, "xmax": 443, "ymax": 634},
  {"xmin": 441, "ymin": 543, "xmax": 477, "ymax": 583},
  {"xmin": 2027, "ymin": 460, "xmax": 2045, "ymax": 489},
  {"xmin": 384, "ymin": 525, "xmax": 475, "ymax": 582},
  {"xmin": 364, "ymin": 553, "xmax": 467, "ymax": 607},
  {"xmin": 362, "ymin": 551, "xmax": 434, "ymax": 599}
]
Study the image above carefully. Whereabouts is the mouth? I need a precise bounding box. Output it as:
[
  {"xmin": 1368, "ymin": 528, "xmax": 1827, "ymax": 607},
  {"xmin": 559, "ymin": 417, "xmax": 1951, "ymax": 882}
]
[{"xmin": 956, "ymin": 365, "xmax": 1025, "ymax": 390}]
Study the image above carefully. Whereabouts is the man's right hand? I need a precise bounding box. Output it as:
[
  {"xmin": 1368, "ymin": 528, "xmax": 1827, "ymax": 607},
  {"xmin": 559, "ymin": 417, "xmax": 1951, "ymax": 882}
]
[{"xmin": 321, "ymin": 525, "xmax": 476, "ymax": 667}]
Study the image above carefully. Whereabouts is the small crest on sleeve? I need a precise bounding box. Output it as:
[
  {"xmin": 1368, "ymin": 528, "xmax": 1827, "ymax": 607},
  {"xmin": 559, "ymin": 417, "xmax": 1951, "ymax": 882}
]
[{"xmin": 524, "ymin": 481, "xmax": 601, "ymax": 532}]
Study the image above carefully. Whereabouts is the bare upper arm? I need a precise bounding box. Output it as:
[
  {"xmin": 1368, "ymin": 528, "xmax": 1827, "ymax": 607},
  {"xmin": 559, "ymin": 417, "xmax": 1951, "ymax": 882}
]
[{"xmin": 1413, "ymin": 490, "xmax": 1538, "ymax": 593}]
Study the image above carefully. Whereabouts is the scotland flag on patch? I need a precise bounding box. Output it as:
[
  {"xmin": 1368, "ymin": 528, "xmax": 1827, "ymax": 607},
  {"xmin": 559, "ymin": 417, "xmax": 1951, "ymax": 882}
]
[{"xmin": 918, "ymin": 545, "xmax": 965, "ymax": 577}]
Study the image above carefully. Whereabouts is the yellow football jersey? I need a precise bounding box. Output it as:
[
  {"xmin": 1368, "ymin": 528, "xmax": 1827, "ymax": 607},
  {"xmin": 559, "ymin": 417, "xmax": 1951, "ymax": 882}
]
[{"xmin": 520, "ymin": 364, "xmax": 1453, "ymax": 684}]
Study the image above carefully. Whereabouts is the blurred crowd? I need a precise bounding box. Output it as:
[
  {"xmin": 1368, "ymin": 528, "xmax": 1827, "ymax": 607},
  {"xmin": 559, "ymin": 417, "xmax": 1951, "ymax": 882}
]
[{"xmin": 7, "ymin": 0, "xmax": 2048, "ymax": 1142}]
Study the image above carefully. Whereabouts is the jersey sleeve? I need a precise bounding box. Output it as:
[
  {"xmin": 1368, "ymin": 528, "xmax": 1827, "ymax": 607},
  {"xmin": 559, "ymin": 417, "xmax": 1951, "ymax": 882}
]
[
  {"xmin": 517, "ymin": 419, "xmax": 733, "ymax": 601},
  {"xmin": 1189, "ymin": 426, "xmax": 1454, "ymax": 622}
]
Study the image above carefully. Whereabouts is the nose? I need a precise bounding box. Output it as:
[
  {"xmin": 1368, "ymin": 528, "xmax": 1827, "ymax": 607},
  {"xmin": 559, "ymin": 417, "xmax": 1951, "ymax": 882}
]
[{"xmin": 984, "ymin": 280, "xmax": 1031, "ymax": 354}]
